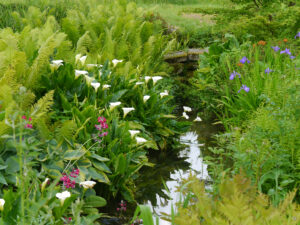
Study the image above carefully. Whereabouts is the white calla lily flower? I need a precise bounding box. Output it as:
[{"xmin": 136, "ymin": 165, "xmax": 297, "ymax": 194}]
[
  {"xmin": 91, "ymin": 82, "xmax": 101, "ymax": 91},
  {"xmin": 50, "ymin": 60, "xmax": 63, "ymax": 70},
  {"xmin": 182, "ymin": 112, "xmax": 189, "ymax": 120},
  {"xmin": 135, "ymin": 81, "xmax": 144, "ymax": 86},
  {"xmin": 80, "ymin": 181, "xmax": 96, "ymax": 189},
  {"xmin": 160, "ymin": 90, "xmax": 168, "ymax": 98},
  {"xmin": 84, "ymin": 75, "xmax": 94, "ymax": 84},
  {"xmin": 122, "ymin": 107, "xmax": 135, "ymax": 118},
  {"xmin": 145, "ymin": 76, "xmax": 151, "ymax": 83},
  {"xmin": 75, "ymin": 54, "xmax": 82, "ymax": 63},
  {"xmin": 56, "ymin": 191, "xmax": 71, "ymax": 206},
  {"xmin": 143, "ymin": 95, "xmax": 150, "ymax": 103},
  {"xmin": 87, "ymin": 64, "xmax": 103, "ymax": 69},
  {"xmin": 75, "ymin": 70, "xmax": 88, "ymax": 79},
  {"xmin": 103, "ymin": 84, "xmax": 111, "ymax": 90},
  {"xmin": 0, "ymin": 199, "xmax": 5, "ymax": 211},
  {"xmin": 79, "ymin": 55, "xmax": 87, "ymax": 65},
  {"xmin": 152, "ymin": 76, "xmax": 163, "ymax": 84},
  {"xmin": 129, "ymin": 130, "xmax": 140, "ymax": 137},
  {"xmin": 112, "ymin": 59, "xmax": 123, "ymax": 67},
  {"xmin": 41, "ymin": 178, "xmax": 50, "ymax": 192},
  {"xmin": 194, "ymin": 116, "xmax": 202, "ymax": 122},
  {"xmin": 110, "ymin": 102, "xmax": 122, "ymax": 111},
  {"xmin": 183, "ymin": 106, "xmax": 192, "ymax": 112},
  {"xmin": 136, "ymin": 137, "xmax": 147, "ymax": 144}
]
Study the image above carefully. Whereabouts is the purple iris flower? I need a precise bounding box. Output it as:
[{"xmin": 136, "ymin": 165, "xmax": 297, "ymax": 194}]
[
  {"xmin": 240, "ymin": 56, "xmax": 251, "ymax": 64},
  {"xmin": 280, "ymin": 48, "xmax": 292, "ymax": 55},
  {"xmin": 238, "ymin": 85, "xmax": 250, "ymax": 93},
  {"xmin": 290, "ymin": 55, "xmax": 296, "ymax": 59},
  {"xmin": 229, "ymin": 71, "xmax": 241, "ymax": 80},
  {"xmin": 272, "ymin": 46, "xmax": 280, "ymax": 52},
  {"xmin": 295, "ymin": 32, "xmax": 300, "ymax": 39},
  {"xmin": 265, "ymin": 68, "xmax": 273, "ymax": 74}
]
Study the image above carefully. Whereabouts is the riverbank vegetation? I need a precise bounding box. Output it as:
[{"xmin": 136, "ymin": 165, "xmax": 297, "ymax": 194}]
[{"xmin": 0, "ymin": 0, "xmax": 299, "ymax": 224}]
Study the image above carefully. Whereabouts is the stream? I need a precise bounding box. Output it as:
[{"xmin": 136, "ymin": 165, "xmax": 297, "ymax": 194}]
[{"xmin": 138, "ymin": 119, "xmax": 221, "ymax": 225}]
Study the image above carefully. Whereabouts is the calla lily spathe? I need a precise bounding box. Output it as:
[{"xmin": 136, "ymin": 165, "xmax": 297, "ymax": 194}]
[
  {"xmin": 136, "ymin": 137, "xmax": 147, "ymax": 144},
  {"xmin": 143, "ymin": 95, "xmax": 150, "ymax": 103},
  {"xmin": 194, "ymin": 116, "xmax": 202, "ymax": 122},
  {"xmin": 135, "ymin": 81, "xmax": 144, "ymax": 86},
  {"xmin": 129, "ymin": 130, "xmax": 140, "ymax": 137},
  {"xmin": 110, "ymin": 102, "xmax": 121, "ymax": 111},
  {"xmin": 152, "ymin": 76, "xmax": 163, "ymax": 84},
  {"xmin": 183, "ymin": 106, "xmax": 192, "ymax": 112},
  {"xmin": 0, "ymin": 199, "xmax": 5, "ymax": 211},
  {"xmin": 182, "ymin": 112, "xmax": 189, "ymax": 119},
  {"xmin": 103, "ymin": 84, "xmax": 111, "ymax": 90},
  {"xmin": 145, "ymin": 76, "xmax": 151, "ymax": 83},
  {"xmin": 91, "ymin": 82, "xmax": 101, "ymax": 91},
  {"xmin": 75, "ymin": 70, "xmax": 88, "ymax": 79},
  {"xmin": 160, "ymin": 90, "xmax": 168, "ymax": 98},
  {"xmin": 84, "ymin": 75, "xmax": 94, "ymax": 84},
  {"xmin": 75, "ymin": 54, "xmax": 87, "ymax": 64},
  {"xmin": 122, "ymin": 107, "xmax": 135, "ymax": 117},
  {"xmin": 56, "ymin": 191, "xmax": 71, "ymax": 205},
  {"xmin": 112, "ymin": 59, "xmax": 123, "ymax": 67},
  {"xmin": 50, "ymin": 60, "xmax": 63, "ymax": 70}
]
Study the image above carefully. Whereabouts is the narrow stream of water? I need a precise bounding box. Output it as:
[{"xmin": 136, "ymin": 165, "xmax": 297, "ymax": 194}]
[{"xmin": 142, "ymin": 120, "xmax": 220, "ymax": 225}]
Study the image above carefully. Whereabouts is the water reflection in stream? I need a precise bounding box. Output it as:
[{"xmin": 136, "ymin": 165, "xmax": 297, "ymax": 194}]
[{"xmin": 137, "ymin": 121, "xmax": 221, "ymax": 225}]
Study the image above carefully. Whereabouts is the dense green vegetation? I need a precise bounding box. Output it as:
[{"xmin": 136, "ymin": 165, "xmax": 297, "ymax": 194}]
[{"xmin": 0, "ymin": 0, "xmax": 299, "ymax": 224}]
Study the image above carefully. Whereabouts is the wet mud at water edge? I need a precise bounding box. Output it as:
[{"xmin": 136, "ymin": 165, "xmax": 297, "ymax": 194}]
[{"xmin": 135, "ymin": 118, "xmax": 223, "ymax": 225}]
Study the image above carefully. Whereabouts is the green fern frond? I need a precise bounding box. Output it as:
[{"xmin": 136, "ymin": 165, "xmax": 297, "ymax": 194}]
[
  {"xmin": 30, "ymin": 90, "xmax": 54, "ymax": 119},
  {"xmin": 55, "ymin": 120, "xmax": 77, "ymax": 143}
]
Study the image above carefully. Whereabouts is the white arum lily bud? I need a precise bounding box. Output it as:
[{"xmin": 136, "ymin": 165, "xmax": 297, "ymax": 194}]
[
  {"xmin": 79, "ymin": 55, "xmax": 87, "ymax": 65},
  {"xmin": 136, "ymin": 137, "xmax": 147, "ymax": 144},
  {"xmin": 160, "ymin": 90, "xmax": 168, "ymax": 98},
  {"xmin": 87, "ymin": 64, "xmax": 103, "ymax": 69},
  {"xmin": 0, "ymin": 199, "xmax": 5, "ymax": 211},
  {"xmin": 91, "ymin": 82, "xmax": 100, "ymax": 92},
  {"xmin": 145, "ymin": 76, "xmax": 151, "ymax": 83},
  {"xmin": 135, "ymin": 82, "xmax": 144, "ymax": 86},
  {"xmin": 75, "ymin": 54, "xmax": 81, "ymax": 63},
  {"xmin": 112, "ymin": 59, "xmax": 123, "ymax": 67},
  {"xmin": 194, "ymin": 116, "xmax": 202, "ymax": 122},
  {"xmin": 56, "ymin": 191, "xmax": 71, "ymax": 206},
  {"xmin": 80, "ymin": 181, "xmax": 96, "ymax": 189},
  {"xmin": 152, "ymin": 76, "xmax": 163, "ymax": 85},
  {"xmin": 41, "ymin": 178, "xmax": 50, "ymax": 192},
  {"xmin": 183, "ymin": 106, "xmax": 192, "ymax": 112},
  {"xmin": 143, "ymin": 95, "xmax": 150, "ymax": 103},
  {"xmin": 103, "ymin": 84, "xmax": 111, "ymax": 90},
  {"xmin": 110, "ymin": 102, "xmax": 121, "ymax": 111},
  {"xmin": 75, "ymin": 70, "xmax": 88, "ymax": 79},
  {"xmin": 182, "ymin": 112, "xmax": 189, "ymax": 120},
  {"xmin": 129, "ymin": 130, "xmax": 140, "ymax": 137},
  {"xmin": 122, "ymin": 107, "xmax": 135, "ymax": 118},
  {"xmin": 50, "ymin": 60, "xmax": 63, "ymax": 70},
  {"xmin": 84, "ymin": 75, "xmax": 94, "ymax": 84}
]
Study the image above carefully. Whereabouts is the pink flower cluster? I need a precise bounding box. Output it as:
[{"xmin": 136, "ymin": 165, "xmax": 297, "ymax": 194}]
[
  {"xmin": 116, "ymin": 200, "xmax": 127, "ymax": 212},
  {"xmin": 60, "ymin": 168, "xmax": 80, "ymax": 189},
  {"xmin": 95, "ymin": 116, "xmax": 108, "ymax": 140},
  {"xmin": 22, "ymin": 115, "xmax": 33, "ymax": 129}
]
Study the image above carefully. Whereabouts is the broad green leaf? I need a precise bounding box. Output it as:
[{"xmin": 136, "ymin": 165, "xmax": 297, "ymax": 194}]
[
  {"xmin": 84, "ymin": 195, "xmax": 107, "ymax": 208},
  {"xmin": 64, "ymin": 150, "xmax": 85, "ymax": 160},
  {"xmin": 88, "ymin": 167, "xmax": 110, "ymax": 184}
]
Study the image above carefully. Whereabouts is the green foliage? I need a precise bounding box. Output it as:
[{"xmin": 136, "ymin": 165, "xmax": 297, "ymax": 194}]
[{"xmin": 174, "ymin": 174, "xmax": 300, "ymax": 225}]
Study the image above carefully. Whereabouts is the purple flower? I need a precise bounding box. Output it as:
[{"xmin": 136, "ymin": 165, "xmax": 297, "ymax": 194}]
[
  {"xmin": 272, "ymin": 46, "xmax": 280, "ymax": 52},
  {"xmin": 290, "ymin": 55, "xmax": 296, "ymax": 59},
  {"xmin": 295, "ymin": 32, "xmax": 300, "ymax": 39},
  {"xmin": 280, "ymin": 48, "xmax": 292, "ymax": 55},
  {"xmin": 229, "ymin": 71, "xmax": 241, "ymax": 80},
  {"xmin": 240, "ymin": 56, "xmax": 250, "ymax": 64},
  {"xmin": 265, "ymin": 68, "xmax": 273, "ymax": 74},
  {"xmin": 238, "ymin": 85, "xmax": 250, "ymax": 93}
]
